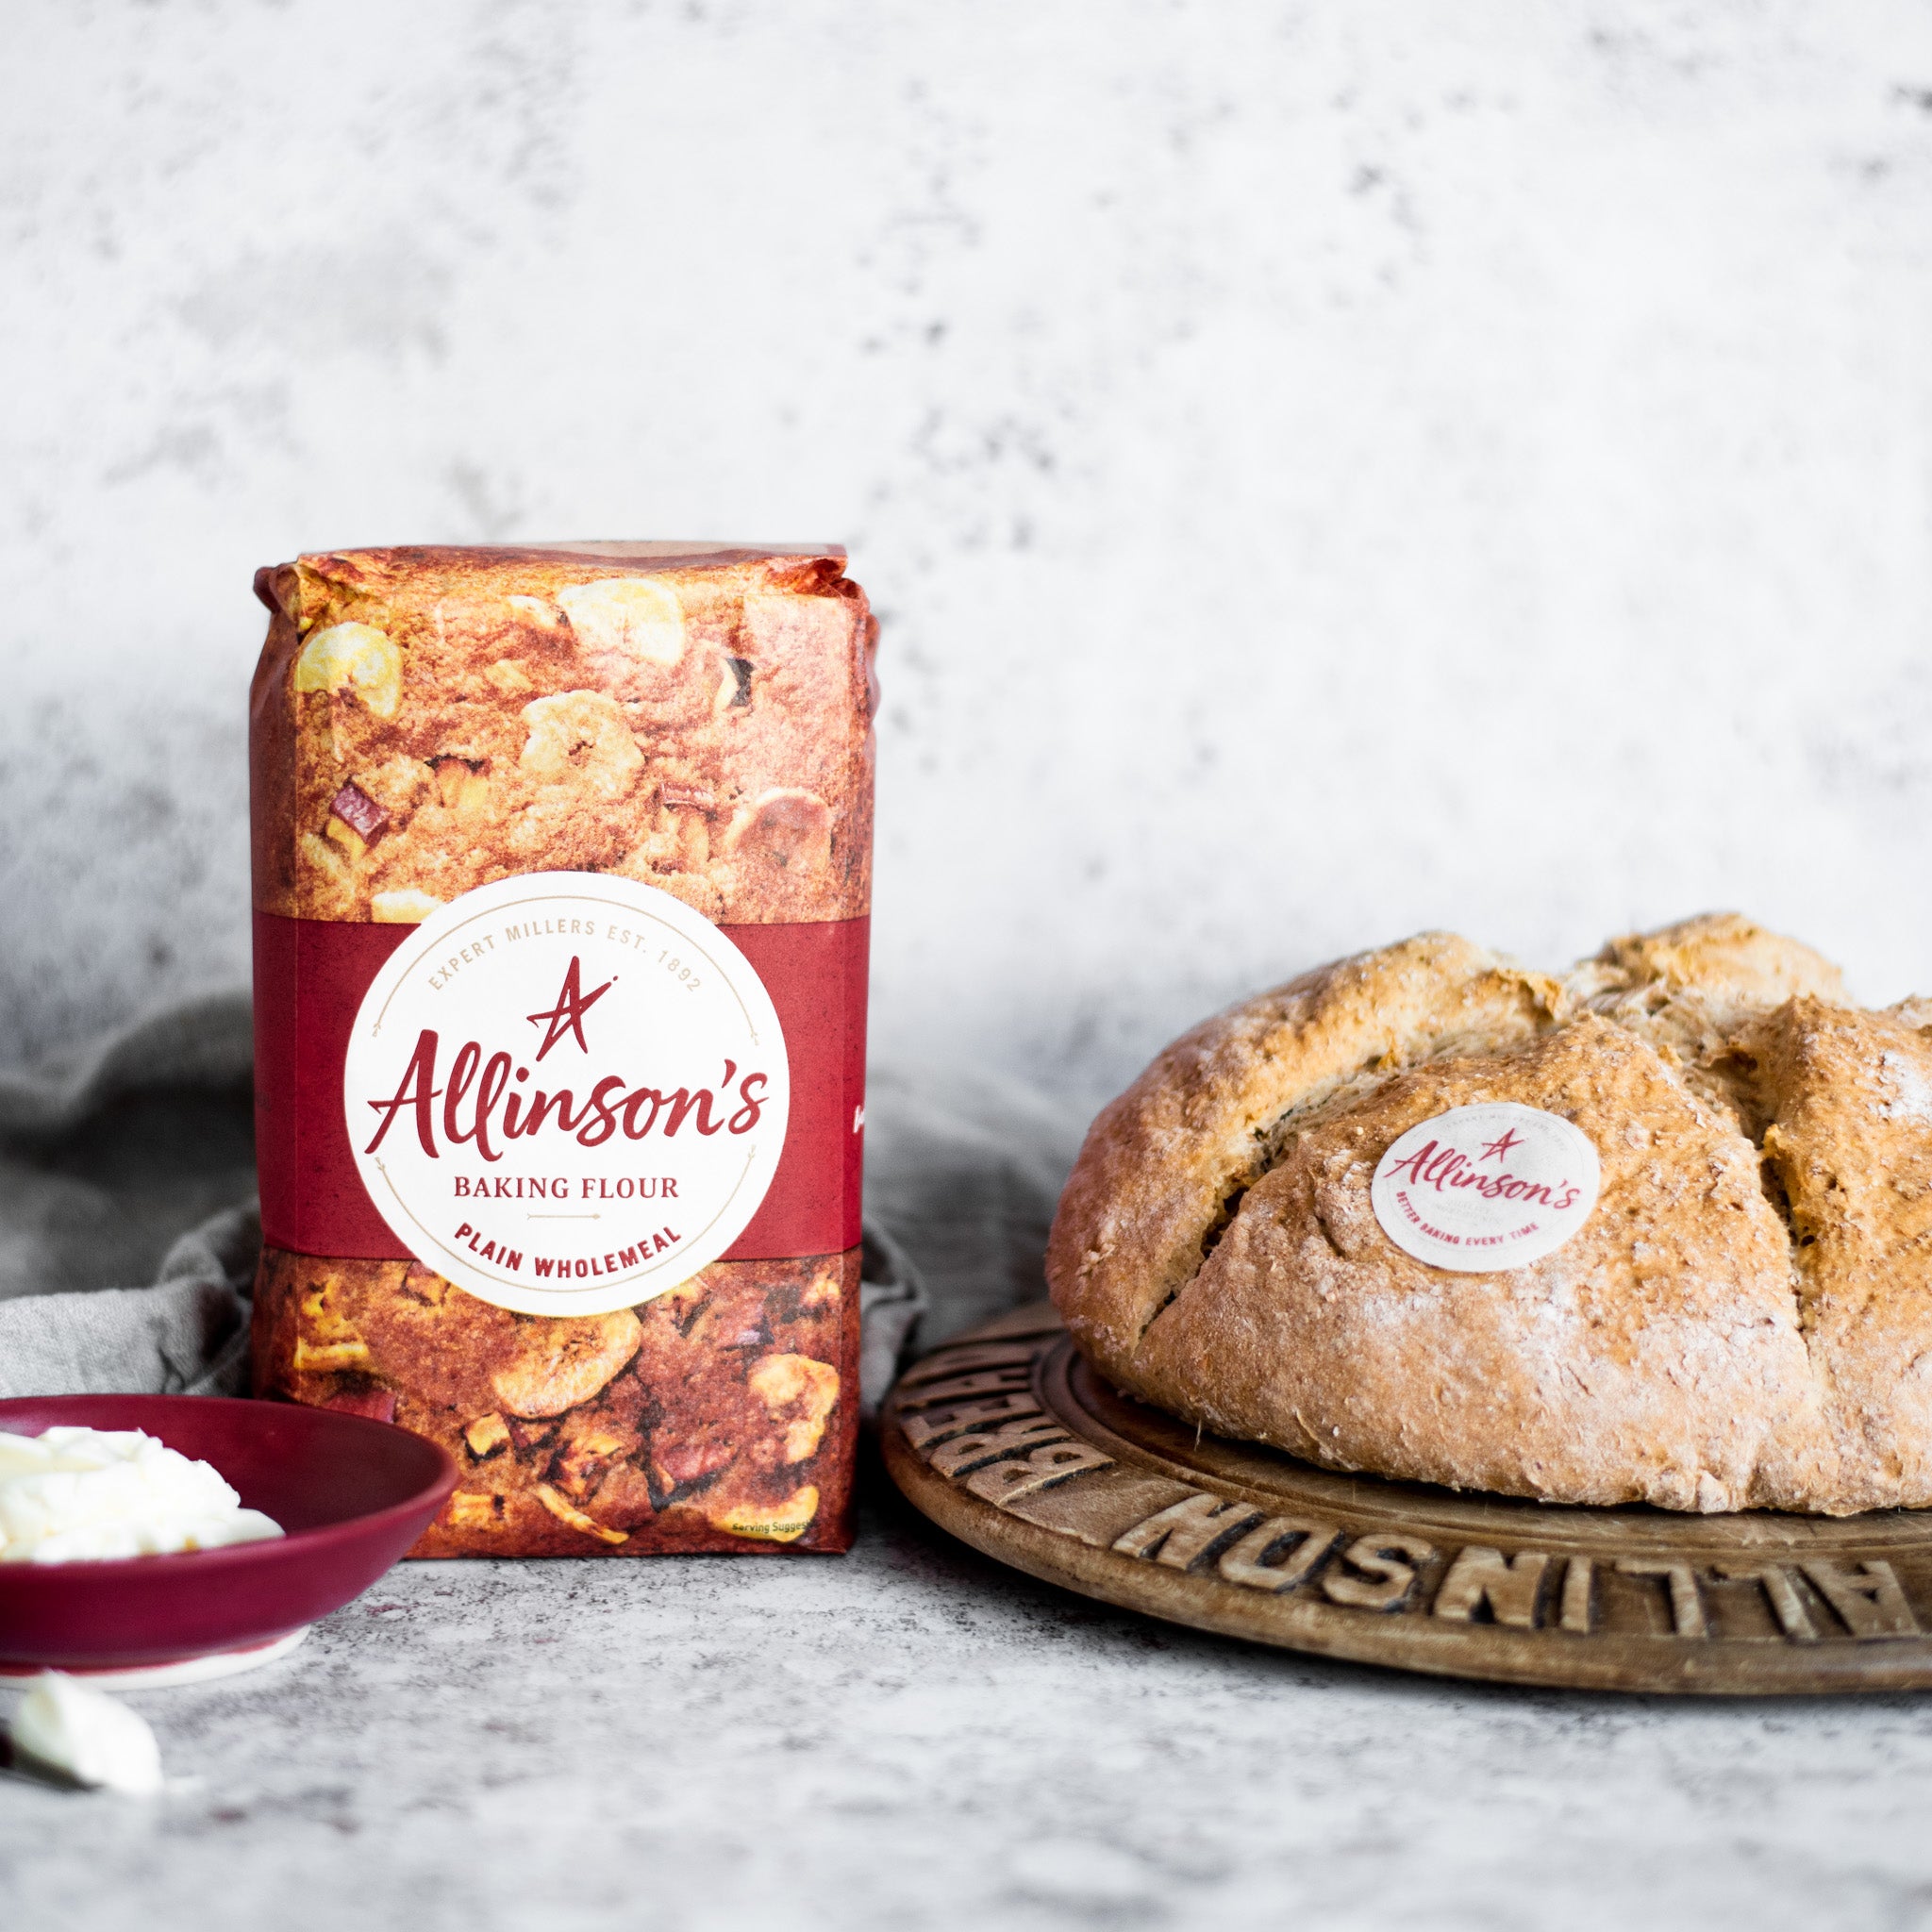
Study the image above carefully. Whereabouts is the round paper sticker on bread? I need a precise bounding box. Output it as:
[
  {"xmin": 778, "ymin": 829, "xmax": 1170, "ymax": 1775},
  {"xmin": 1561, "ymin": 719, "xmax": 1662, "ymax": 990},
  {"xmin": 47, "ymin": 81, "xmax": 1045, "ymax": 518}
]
[
  {"xmin": 1370, "ymin": 1101, "xmax": 1601, "ymax": 1271},
  {"xmin": 1047, "ymin": 913, "xmax": 1932, "ymax": 1516}
]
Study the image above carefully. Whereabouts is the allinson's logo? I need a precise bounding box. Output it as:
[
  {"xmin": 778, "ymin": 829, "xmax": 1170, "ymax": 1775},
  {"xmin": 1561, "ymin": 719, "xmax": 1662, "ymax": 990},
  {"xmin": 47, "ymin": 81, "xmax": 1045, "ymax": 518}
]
[
  {"xmin": 344, "ymin": 873, "xmax": 791, "ymax": 1318},
  {"xmin": 360, "ymin": 953, "xmax": 771, "ymax": 1164},
  {"xmin": 1370, "ymin": 1101, "xmax": 1600, "ymax": 1273}
]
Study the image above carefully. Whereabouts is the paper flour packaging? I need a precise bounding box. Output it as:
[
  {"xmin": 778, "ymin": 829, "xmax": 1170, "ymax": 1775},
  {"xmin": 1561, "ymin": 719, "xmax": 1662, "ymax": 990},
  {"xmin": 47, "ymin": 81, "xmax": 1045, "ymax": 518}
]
[{"xmin": 248, "ymin": 544, "xmax": 874, "ymax": 1555}]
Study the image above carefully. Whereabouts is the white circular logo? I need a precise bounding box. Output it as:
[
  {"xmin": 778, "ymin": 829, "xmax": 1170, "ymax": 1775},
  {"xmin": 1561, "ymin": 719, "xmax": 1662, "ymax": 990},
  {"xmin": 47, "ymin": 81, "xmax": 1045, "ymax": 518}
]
[
  {"xmin": 344, "ymin": 873, "xmax": 789, "ymax": 1316},
  {"xmin": 1370, "ymin": 1102, "xmax": 1600, "ymax": 1273}
]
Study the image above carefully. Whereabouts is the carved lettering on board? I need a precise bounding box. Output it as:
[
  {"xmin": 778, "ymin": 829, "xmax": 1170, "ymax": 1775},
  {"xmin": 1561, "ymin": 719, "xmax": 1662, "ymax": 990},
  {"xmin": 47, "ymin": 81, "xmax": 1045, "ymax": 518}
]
[
  {"xmin": 1559, "ymin": 1557, "xmax": 1593, "ymax": 1634},
  {"xmin": 1712, "ymin": 1563, "xmax": 1820, "ymax": 1642},
  {"xmin": 1323, "ymin": 1535, "xmax": 1436, "ymax": 1612},
  {"xmin": 897, "ymin": 1367, "xmax": 1035, "ymax": 1410},
  {"xmin": 890, "ymin": 1336, "xmax": 1932, "ymax": 1662},
  {"xmin": 1112, "ymin": 1493, "xmax": 1261, "ymax": 1572},
  {"xmin": 926, "ymin": 1416, "xmax": 1070, "ymax": 1478},
  {"xmin": 1615, "ymin": 1559, "xmax": 1708, "ymax": 1639},
  {"xmin": 1802, "ymin": 1560, "xmax": 1922, "ymax": 1640},
  {"xmin": 1433, "ymin": 1546, "xmax": 1550, "ymax": 1628},
  {"xmin": 961, "ymin": 1440, "xmax": 1112, "ymax": 1507},
  {"xmin": 901, "ymin": 1395, "xmax": 1044, "ymax": 1451},
  {"xmin": 1218, "ymin": 1518, "xmax": 1341, "ymax": 1594}
]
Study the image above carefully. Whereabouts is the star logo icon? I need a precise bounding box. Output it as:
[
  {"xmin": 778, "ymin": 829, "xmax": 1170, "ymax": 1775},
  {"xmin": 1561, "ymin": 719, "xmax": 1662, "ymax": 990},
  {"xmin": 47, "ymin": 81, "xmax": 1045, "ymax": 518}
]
[
  {"xmin": 525, "ymin": 956, "xmax": 615, "ymax": 1062},
  {"xmin": 1477, "ymin": 1125, "xmax": 1523, "ymax": 1164}
]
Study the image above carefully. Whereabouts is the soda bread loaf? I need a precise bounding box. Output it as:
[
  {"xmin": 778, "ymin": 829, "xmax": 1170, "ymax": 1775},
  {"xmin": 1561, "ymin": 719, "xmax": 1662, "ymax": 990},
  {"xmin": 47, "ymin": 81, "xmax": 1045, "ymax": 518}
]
[{"xmin": 1046, "ymin": 915, "xmax": 1932, "ymax": 1516}]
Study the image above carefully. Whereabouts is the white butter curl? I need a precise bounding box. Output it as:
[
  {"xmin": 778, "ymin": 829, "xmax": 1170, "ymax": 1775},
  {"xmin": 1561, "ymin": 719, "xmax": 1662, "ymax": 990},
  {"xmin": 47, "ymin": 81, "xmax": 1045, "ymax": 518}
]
[{"xmin": 10, "ymin": 1672, "xmax": 163, "ymax": 1792}]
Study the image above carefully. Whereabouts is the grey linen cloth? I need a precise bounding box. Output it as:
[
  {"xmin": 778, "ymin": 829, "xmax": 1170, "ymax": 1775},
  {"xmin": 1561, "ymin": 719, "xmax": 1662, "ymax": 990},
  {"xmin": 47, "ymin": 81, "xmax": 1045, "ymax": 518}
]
[
  {"xmin": 0, "ymin": 998, "xmax": 1089, "ymax": 1413},
  {"xmin": 0, "ymin": 995, "xmax": 261, "ymax": 1400}
]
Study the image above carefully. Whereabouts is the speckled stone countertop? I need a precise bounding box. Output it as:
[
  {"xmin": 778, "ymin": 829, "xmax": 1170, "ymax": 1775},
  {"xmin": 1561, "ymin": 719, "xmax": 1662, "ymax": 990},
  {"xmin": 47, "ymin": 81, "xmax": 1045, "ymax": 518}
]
[{"xmin": 8, "ymin": 1456, "xmax": 1932, "ymax": 1932}]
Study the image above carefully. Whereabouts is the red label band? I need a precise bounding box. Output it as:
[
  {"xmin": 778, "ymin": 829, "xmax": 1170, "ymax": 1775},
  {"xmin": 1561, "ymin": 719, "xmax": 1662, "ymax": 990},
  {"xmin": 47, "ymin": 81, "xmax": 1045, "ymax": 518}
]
[{"xmin": 254, "ymin": 910, "xmax": 869, "ymax": 1266}]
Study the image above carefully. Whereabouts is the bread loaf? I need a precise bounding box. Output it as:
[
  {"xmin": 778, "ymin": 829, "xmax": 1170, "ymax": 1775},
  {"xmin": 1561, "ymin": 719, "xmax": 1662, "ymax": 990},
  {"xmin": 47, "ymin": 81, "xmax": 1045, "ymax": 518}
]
[{"xmin": 1047, "ymin": 915, "xmax": 1932, "ymax": 1515}]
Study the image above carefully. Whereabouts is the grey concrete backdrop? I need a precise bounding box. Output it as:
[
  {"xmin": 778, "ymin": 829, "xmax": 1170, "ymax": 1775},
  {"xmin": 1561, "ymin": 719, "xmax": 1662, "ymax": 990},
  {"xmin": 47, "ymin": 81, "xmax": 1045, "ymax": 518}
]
[{"xmin": 6, "ymin": 2, "xmax": 1932, "ymax": 1093}]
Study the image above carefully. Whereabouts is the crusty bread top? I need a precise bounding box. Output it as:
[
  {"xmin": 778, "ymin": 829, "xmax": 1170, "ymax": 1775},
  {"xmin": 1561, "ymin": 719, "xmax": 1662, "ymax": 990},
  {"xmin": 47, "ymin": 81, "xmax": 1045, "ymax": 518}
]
[{"xmin": 250, "ymin": 544, "xmax": 875, "ymax": 926}]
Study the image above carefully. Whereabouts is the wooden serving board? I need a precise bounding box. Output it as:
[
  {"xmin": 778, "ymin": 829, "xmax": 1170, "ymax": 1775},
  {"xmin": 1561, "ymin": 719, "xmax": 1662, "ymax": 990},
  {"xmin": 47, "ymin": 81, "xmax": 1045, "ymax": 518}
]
[{"xmin": 881, "ymin": 1305, "xmax": 1932, "ymax": 1694}]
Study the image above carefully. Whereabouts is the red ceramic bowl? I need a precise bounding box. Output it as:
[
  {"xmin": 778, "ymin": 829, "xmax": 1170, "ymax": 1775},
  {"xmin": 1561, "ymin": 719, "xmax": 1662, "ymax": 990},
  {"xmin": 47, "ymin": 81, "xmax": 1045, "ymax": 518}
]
[{"xmin": 0, "ymin": 1394, "xmax": 458, "ymax": 1672}]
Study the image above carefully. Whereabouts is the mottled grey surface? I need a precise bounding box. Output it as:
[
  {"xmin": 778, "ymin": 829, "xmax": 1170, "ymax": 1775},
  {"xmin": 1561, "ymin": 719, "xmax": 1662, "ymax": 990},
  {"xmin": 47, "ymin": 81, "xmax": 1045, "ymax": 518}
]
[
  {"xmin": 8, "ymin": 4, "xmax": 1932, "ymax": 1091},
  {"xmin": 8, "ymin": 1475, "xmax": 1932, "ymax": 1932}
]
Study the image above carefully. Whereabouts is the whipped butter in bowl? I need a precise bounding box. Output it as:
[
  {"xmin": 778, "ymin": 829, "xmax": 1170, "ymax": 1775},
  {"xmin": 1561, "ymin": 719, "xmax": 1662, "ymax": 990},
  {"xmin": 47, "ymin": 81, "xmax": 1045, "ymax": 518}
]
[
  {"xmin": 0, "ymin": 1391, "xmax": 458, "ymax": 1681},
  {"xmin": 0, "ymin": 1427, "xmax": 283, "ymax": 1564}
]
